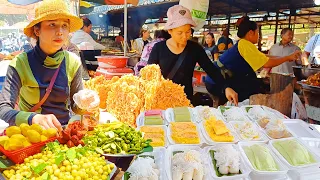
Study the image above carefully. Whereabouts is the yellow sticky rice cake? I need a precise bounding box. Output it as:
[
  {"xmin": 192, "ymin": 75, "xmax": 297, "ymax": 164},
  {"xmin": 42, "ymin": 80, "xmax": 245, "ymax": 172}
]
[
  {"xmin": 170, "ymin": 122, "xmax": 200, "ymax": 144},
  {"xmin": 204, "ymin": 119, "xmax": 234, "ymax": 142},
  {"xmin": 140, "ymin": 126, "xmax": 165, "ymax": 147}
]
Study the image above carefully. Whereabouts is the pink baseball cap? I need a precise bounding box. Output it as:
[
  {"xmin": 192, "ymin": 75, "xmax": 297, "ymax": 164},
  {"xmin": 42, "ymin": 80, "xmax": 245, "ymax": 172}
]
[{"xmin": 164, "ymin": 5, "xmax": 196, "ymax": 30}]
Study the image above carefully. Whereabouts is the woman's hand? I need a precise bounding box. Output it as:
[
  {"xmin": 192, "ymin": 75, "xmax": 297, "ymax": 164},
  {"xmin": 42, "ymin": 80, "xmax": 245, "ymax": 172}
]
[
  {"xmin": 225, "ymin": 87, "xmax": 239, "ymax": 106},
  {"xmin": 32, "ymin": 114, "xmax": 62, "ymax": 131},
  {"xmin": 288, "ymin": 50, "xmax": 302, "ymax": 62}
]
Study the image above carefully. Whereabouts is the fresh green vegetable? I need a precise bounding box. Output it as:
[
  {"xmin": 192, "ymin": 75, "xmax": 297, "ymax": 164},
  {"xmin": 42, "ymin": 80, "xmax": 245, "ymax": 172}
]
[
  {"xmin": 220, "ymin": 106, "xmax": 230, "ymax": 114},
  {"xmin": 245, "ymin": 106, "xmax": 253, "ymax": 112},
  {"xmin": 209, "ymin": 150, "xmax": 242, "ymax": 177}
]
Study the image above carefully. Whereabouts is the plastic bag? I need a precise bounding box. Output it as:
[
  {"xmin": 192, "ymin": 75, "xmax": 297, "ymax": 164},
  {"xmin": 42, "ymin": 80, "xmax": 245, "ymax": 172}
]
[
  {"xmin": 73, "ymin": 89, "xmax": 100, "ymax": 111},
  {"xmin": 179, "ymin": 0, "xmax": 209, "ymax": 31},
  {"xmin": 291, "ymin": 92, "xmax": 307, "ymax": 120},
  {"xmin": 0, "ymin": 120, "xmax": 9, "ymax": 134}
]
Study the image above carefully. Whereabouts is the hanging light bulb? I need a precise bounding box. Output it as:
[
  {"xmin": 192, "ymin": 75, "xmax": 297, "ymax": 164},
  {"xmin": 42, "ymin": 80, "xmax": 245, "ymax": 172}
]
[{"xmin": 315, "ymin": 0, "xmax": 320, "ymax": 5}]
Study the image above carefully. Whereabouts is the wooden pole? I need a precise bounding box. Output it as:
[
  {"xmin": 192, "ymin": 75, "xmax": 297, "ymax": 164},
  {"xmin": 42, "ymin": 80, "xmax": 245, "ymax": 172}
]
[
  {"xmin": 124, "ymin": 0, "xmax": 128, "ymax": 56},
  {"xmin": 258, "ymin": 25, "xmax": 262, "ymax": 51},
  {"xmin": 274, "ymin": 9, "xmax": 279, "ymax": 44}
]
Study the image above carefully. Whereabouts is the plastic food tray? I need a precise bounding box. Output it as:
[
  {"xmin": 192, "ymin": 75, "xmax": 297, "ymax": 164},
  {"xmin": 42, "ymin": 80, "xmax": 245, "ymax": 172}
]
[
  {"xmin": 241, "ymin": 105, "xmax": 278, "ymax": 122},
  {"xmin": 199, "ymin": 120, "xmax": 239, "ymax": 144},
  {"xmin": 229, "ymin": 121, "xmax": 269, "ymax": 142},
  {"xmin": 165, "ymin": 107, "xmax": 198, "ymax": 123},
  {"xmin": 137, "ymin": 125, "xmax": 169, "ymax": 148},
  {"xmin": 282, "ymin": 119, "xmax": 320, "ymax": 138},
  {"xmin": 193, "ymin": 106, "xmax": 225, "ymax": 123},
  {"xmin": 167, "ymin": 122, "xmax": 204, "ymax": 145},
  {"xmin": 269, "ymin": 137, "xmax": 320, "ymax": 170},
  {"xmin": 203, "ymin": 145, "xmax": 251, "ymax": 180},
  {"xmin": 300, "ymin": 137, "xmax": 320, "ymax": 156},
  {"xmin": 255, "ymin": 119, "xmax": 294, "ymax": 140},
  {"xmin": 238, "ymin": 142, "xmax": 288, "ymax": 176},
  {"xmin": 165, "ymin": 145, "xmax": 209, "ymax": 180},
  {"xmin": 261, "ymin": 106, "xmax": 289, "ymax": 119},
  {"xmin": 122, "ymin": 147, "xmax": 166, "ymax": 180},
  {"xmin": 219, "ymin": 106, "xmax": 251, "ymax": 122},
  {"xmin": 135, "ymin": 110, "xmax": 168, "ymax": 127}
]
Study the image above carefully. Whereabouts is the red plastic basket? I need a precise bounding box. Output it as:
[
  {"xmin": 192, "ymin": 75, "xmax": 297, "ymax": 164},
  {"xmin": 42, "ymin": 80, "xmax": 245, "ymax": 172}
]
[{"xmin": 0, "ymin": 137, "xmax": 56, "ymax": 164}]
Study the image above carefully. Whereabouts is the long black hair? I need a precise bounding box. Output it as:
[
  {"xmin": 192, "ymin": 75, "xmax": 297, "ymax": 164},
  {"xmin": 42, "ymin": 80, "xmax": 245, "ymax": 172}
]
[
  {"xmin": 203, "ymin": 33, "xmax": 216, "ymax": 47},
  {"xmin": 236, "ymin": 16, "xmax": 258, "ymax": 38}
]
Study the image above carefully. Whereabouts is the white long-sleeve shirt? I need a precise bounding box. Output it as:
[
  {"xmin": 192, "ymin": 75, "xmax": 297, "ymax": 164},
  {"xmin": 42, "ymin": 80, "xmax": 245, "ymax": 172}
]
[{"xmin": 70, "ymin": 30, "xmax": 105, "ymax": 50}]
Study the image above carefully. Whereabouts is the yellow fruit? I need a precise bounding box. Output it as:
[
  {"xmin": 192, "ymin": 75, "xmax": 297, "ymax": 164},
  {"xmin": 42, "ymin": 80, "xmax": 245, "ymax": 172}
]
[
  {"xmin": 26, "ymin": 130, "xmax": 41, "ymax": 143},
  {"xmin": 45, "ymin": 128, "xmax": 57, "ymax": 138},
  {"xmin": 5, "ymin": 138, "xmax": 24, "ymax": 151},
  {"xmin": 20, "ymin": 123, "xmax": 31, "ymax": 137},
  {"xmin": 10, "ymin": 134, "xmax": 27, "ymax": 142},
  {"xmin": 23, "ymin": 140, "xmax": 32, "ymax": 147},
  {"xmin": 5, "ymin": 126, "xmax": 21, "ymax": 137},
  {"xmin": 40, "ymin": 135, "xmax": 48, "ymax": 142},
  {"xmin": 0, "ymin": 136, "xmax": 9, "ymax": 146},
  {"xmin": 30, "ymin": 124, "xmax": 43, "ymax": 134}
]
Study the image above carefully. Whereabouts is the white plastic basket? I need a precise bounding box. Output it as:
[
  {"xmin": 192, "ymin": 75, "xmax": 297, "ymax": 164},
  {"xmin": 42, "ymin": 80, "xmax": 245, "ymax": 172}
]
[
  {"xmin": 229, "ymin": 121, "xmax": 269, "ymax": 142},
  {"xmin": 269, "ymin": 137, "xmax": 320, "ymax": 170},
  {"xmin": 219, "ymin": 106, "xmax": 251, "ymax": 122},
  {"xmin": 199, "ymin": 120, "xmax": 239, "ymax": 144},
  {"xmin": 165, "ymin": 145, "xmax": 210, "ymax": 180},
  {"xmin": 137, "ymin": 125, "xmax": 169, "ymax": 147},
  {"xmin": 166, "ymin": 122, "xmax": 204, "ymax": 145},
  {"xmin": 238, "ymin": 142, "xmax": 288, "ymax": 176},
  {"xmin": 203, "ymin": 145, "xmax": 251, "ymax": 180},
  {"xmin": 136, "ymin": 110, "xmax": 168, "ymax": 127}
]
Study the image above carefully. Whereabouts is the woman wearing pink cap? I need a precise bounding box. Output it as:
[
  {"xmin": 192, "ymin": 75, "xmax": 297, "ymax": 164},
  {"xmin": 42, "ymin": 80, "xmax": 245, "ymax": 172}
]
[{"xmin": 148, "ymin": 5, "xmax": 238, "ymax": 105}]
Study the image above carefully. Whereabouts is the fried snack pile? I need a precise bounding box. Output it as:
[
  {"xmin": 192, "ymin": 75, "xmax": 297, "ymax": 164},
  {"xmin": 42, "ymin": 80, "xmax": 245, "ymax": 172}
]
[
  {"xmin": 305, "ymin": 72, "xmax": 320, "ymax": 87},
  {"xmin": 85, "ymin": 65, "xmax": 192, "ymax": 126}
]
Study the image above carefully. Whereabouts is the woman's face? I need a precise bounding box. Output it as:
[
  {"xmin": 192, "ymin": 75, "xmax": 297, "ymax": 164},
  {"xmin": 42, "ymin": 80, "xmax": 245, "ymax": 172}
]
[
  {"xmin": 143, "ymin": 30, "xmax": 150, "ymax": 39},
  {"xmin": 34, "ymin": 18, "xmax": 70, "ymax": 55},
  {"xmin": 248, "ymin": 29, "xmax": 259, "ymax": 44},
  {"xmin": 169, "ymin": 24, "xmax": 192, "ymax": 46},
  {"xmin": 281, "ymin": 30, "xmax": 293, "ymax": 44},
  {"xmin": 205, "ymin": 34, "xmax": 214, "ymax": 45}
]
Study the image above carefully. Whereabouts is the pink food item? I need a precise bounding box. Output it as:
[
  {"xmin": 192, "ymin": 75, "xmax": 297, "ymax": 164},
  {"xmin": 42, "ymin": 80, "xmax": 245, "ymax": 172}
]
[{"xmin": 145, "ymin": 110, "xmax": 162, "ymax": 116}]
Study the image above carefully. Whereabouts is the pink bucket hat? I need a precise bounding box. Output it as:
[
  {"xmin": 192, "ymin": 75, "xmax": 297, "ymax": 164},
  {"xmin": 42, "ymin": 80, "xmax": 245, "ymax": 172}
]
[{"xmin": 164, "ymin": 5, "xmax": 196, "ymax": 30}]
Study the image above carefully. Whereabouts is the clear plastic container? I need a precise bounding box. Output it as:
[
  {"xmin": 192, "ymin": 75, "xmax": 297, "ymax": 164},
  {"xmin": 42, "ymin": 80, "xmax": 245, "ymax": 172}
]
[
  {"xmin": 135, "ymin": 110, "xmax": 168, "ymax": 127},
  {"xmin": 199, "ymin": 120, "xmax": 239, "ymax": 145},
  {"xmin": 241, "ymin": 105, "xmax": 278, "ymax": 122},
  {"xmin": 261, "ymin": 106, "xmax": 289, "ymax": 119},
  {"xmin": 193, "ymin": 106, "xmax": 225, "ymax": 123},
  {"xmin": 282, "ymin": 119, "xmax": 320, "ymax": 138},
  {"xmin": 238, "ymin": 142, "xmax": 289, "ymax": 176},
  {"xmin": 254, "ymin": 119, "xmax": 294, "ymax": 140},
  {"xmin": 269, "ymin": 137, "xmax": 320, "ymax": 170},
  {"xmin": 300, "ymin": 137, "xmax": 320, "ymax": 156},
  {"xmin": 219, "ymin": 106, "xmax": 251, "ymax": 122},
  {"xmin": 203, "ymin": 145, "xmax": 251, "ymax": 180},
  {"xmin": 165, "ymin": 145, "xmax": 209, "ymax": 180},
  {"xmin": 165, "ymin": 107, "xmax": 198, "ymax": 123},
  {"xmin": 229, "ymin": 121, "xmax": 269, "ymax": 142},
  {"xmin": 137, "ymin": 125, "xmax": 169, "ymax": 147},
  {"xmin": 167, "ymin": 122, "xmax": 204, "ymax": 145}
]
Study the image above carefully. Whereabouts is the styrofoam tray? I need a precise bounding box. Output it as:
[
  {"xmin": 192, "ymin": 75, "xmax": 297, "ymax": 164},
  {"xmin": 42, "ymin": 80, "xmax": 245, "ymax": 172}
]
[
  {"xmin": 136, "ymin": 110, "xmax": 168, "ymax": 127},
  {"xmin": 165, "ymin": 107, "xmax": 199, "ymax": 123},
  {"xmin": 219, "ymin": 106, "xmax": 251, "ymax": 122},
  {"xmin": 229, "ymin": 121, "xmax": 269, "ymax": 142},
  {"xmin": 165, "ymin": 145, "xmax": 211, "ymax": 180},
  {"xmin": 122, "ymin": 147, "xmax": 166, "ymax": 180},
  {"xmin": 238, "ymin": 142, "xmax": 288, "ymax": 176},
  {"xmin": 300, "ymin": 137, "xmax": 320, "ymax": 156},
  {"xmin": 282, "ymin": 119, "xmax": 320, "ymax": 138},
  {"xmin": 137, "ymin": 125, "xmax": 169, "ymax": 147},
  {"xmin": 261, "ymin": 106, "xmax": 289, "ymax": 119},
  {"xmin": 269, "ymin": 137, "xmax": 320, "ymax": 170},
  {"xmin": 241, "ymin": 105, "xmax": 278, "ymax": 122},
  {"xmin": 255, "ymin": 119, "xmax": 294, "ymax": 140},
  {"xmin": 193, "ymin": 106, "xmax": 225, "ymax": 123},
  {"xmin": 203, "ymin": 145, "xmax": 251, "ymax": 180},
  {"xmin": 199, "ymin": 120, "xmax": 239, "ymax": 144},
  {"xmin": 167, "ymin": 122, "xmax": 205, "ymax": 145}
]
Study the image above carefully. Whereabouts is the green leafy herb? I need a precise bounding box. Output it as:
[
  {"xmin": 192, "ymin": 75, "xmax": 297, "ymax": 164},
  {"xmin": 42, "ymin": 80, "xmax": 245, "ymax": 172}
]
[
  {"xmin": 66, "ymin": 148, "xmax": 76, "ymax": 162},
  {"xmin": 55, "ymin": 153, "xmax": 64, "ymax": 165},
  {"xmin": 31, "ymin": 163, "xmax": 48, "ymax": 175},
  {"xmin": 123, "ymin": 172, "xmax": 131, "ymax": 180},
  {"xmin": 245, "ymin": 107, "xmax": 253, "ymax": 112},
  {"xmin": 220, "ymin": 106, "xmax": 230, "ymax": 114}
]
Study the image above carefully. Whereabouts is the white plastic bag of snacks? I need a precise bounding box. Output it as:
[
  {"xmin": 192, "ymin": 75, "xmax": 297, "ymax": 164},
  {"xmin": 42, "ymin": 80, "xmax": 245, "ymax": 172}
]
[
  {"xmin": 0, "ymin": 119, "xmax": 9, "ymax": 134},
  {"xmin": 291, "ymin": 93, "xmax": 307, "ymax": 120},
  {"xmin": 73, "ymin": 89, "xmax": 100, "ymax": 111},
  {"xmin": 179, "ymin": 0, "xmax": 209, "ymax": 31}
]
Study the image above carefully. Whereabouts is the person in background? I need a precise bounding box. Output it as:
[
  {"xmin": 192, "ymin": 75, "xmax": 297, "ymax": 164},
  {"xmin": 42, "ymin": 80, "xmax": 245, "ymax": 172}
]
[
  {"xmin": 0, "ymin": 0, "xmax": 97, "ymax": 129},
  {"xmin": 269, "ymin": 28, "xmax": 301, "ymax": 74},
  {"xmin": 132, "ymin": 25, "xmax": 150, "ymax": 55},
  {"xmin": 115, "ymin": 31, "xmax": 124, "ymax": 45},
  {"xmin": 134, "ymin": 30, "xmax": 170, "ymax": 76},
  {"xmin": 148, "ymin": 5, "xmax": 238, "ymax": 105},
  {"xmin": 70, "ymin": 17, "xmax": 105, "ymax": 50},
  {"xmin": 302, "ymin": 33, "xmax": 320, "ymax": 65},
  {"xmin": 205, "ymin": 16, "xmax": 301, "ymax": 104},
  {"xmin": 203, "ymin": 33, "xmax": 218, "ymax": 61},
  {"xmin": 217, "ymin": 28, "xmax": 233, "ymax": 53}
]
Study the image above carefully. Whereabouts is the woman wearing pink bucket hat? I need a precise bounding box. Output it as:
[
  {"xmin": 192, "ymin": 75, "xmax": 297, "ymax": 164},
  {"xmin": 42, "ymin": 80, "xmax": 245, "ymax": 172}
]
[{"xmin": 148, "ymin": 5, "xmax": 238, "ymax": 105}]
